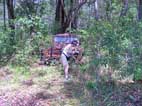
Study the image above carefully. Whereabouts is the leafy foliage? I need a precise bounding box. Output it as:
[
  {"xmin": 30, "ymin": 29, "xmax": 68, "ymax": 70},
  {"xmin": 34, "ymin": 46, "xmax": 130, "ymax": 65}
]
[
  {"xmin": 0, "ymin": 16, "xmax": 50, "ymax": 66},
  {"xmin": 80, "ymin": 16, "xmax": 142, "ymax": 81},
  {"xmin": 15, "ymin": 0, "xmax": 48, "ymax": 17}
]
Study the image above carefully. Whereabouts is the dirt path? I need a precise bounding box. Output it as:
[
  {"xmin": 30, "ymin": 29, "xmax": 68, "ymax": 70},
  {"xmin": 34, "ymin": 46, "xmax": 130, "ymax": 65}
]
[{"xmin": 0, "ymin": 64, "xmax": 90, "ymax": 106}]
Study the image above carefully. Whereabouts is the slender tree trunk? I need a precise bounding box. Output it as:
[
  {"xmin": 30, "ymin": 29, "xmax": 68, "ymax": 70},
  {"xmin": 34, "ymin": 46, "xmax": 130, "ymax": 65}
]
[
  {"xmin": 105, "ymin": 0, "xmax": 112, "ymax": 21},
  {"xmin": 138, "ymin": 0, "xmax": 142, "ymax": 20},
  {"xmin": 71, "ymin": 14, "xmax": 78, "ymax": 29},
  {"xmin": 6, "ymin": 0, "xmax": 15, "ymax": 29},
  {"xmin": 3, "ymin": 0, "xmax": 6, "ymax": 30},
  {"xmin": 55, "ymin": 0, "xmax": 64, "ymax": 33},
  {"xmin": 94, "ymin": 0, "xmax": 99, "ymax": 20},
  {"xmin": 120, "ymin": 0, "xmax": 128, "ymax": 17},
  {"xmin": 71, "ymin": 0, "xmax": 77, "ymax": 29},
  {"xmin": 6, "ymin": 0, "xmax": 15, "ymax": 46}
]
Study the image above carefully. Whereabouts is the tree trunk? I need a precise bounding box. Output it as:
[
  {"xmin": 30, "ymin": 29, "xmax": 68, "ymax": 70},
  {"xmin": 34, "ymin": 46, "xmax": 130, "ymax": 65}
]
[
  {"xmin": 105, "ymin": 0, "xmax": 112, "ymax": 21},
  {"xmin": 71, "ymin": 0, "xmax": 79, "ymax": 29},
  {"xmin": 6, "ymin": 0, "xmax": 15, "ymax": 46},
  {"xmin": 138, "ymin": 0, "xmax": 142, "ymax": 20},
  {"xmin": 3, "ymin": 0, "xmax": 6, "ymax": 30},
  {"xmin": 71, "ymin": 14, "xmax": 78, "ymax": 29},
  {"xmin": 55, "ymin": 0, "xmax": 88, "ymax": 33},
  {"xmin": 94, "ymin": 0, "xmax": 99, "ymax": 20},
  {"xmin": 55, "ymin": 0, "xmax": 65, "ymax": 33},
  {"xmin": 6, "ymin": 0, "xmax": 15, "ymax": 29},
  {"xmin": 120, "ymin": 0, "xmax": 128, "ymax": 17}
]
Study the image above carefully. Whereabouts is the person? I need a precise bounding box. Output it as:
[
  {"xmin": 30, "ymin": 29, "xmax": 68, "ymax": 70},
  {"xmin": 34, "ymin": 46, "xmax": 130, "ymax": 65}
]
[{"xmin": 60, "ymin": 40, "xmax": 78, "ymax": 80}]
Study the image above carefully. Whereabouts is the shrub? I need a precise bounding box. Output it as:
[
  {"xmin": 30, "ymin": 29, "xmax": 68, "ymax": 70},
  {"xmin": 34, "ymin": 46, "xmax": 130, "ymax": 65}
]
[{"xmin": 77, "ymin": 17, "xmax": 142, "ymax": 82}]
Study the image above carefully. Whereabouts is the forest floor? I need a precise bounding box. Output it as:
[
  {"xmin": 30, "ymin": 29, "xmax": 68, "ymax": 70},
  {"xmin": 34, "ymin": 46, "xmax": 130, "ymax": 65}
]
[
  {"xmin": 0, "ymin": 62, "xmax": 142, "ymax": 106},
  {"xmin": 0, "ymin": 63, "xmax": 91, "ymax": 106}
]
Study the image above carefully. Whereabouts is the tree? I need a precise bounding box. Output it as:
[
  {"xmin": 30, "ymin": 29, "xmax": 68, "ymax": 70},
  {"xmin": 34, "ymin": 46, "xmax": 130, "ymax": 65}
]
[
  {"xmin": 3, "ymin": 0, "xmax": 6, "ymax": 30},
  {"xmin": 138, "ymin": 0, "xmax": 142, "ymax": 20},
  {"xmin": 94, "ymin": 0, "xmax": 99, "ymax": 20},
  {"xmin": 6, "ymin": 0, "xmax": 16, "ymax": 46},
  {"xmin": 105, "ymin": 0, "xmax": 113, "ymax": 20},
  {"xmin": 71, "ymin": 0, "xmax": 79, "ymax": 29},
  {"xmin": 15, "ymin": 0, "xmax": 38, "ymax": 17},
  {"xmin": 6, "ymin": 0, "xmax": 15, "ymax": 29},
  {"xmin": 55, "ymin": 0, "xmax": 95, "ymax": 33},
  {"xmin": 120, "ymin": 0, "xmax": 128, "ymax": 17}
]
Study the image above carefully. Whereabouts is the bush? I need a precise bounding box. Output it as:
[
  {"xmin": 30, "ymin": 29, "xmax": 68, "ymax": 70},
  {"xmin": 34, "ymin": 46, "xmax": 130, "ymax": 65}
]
[
  {"xmin": 86, "ymin": 81, "xmax": 97, "ymax": 90},
  {"xmin": 79, "ymin": 17, "xmax": 142, "ymax": 81},
  {"xmin": 0, "ymin": 29, "xmax": 16, "ymax": 64},
  {"xmin": 134, "ymin": 68, "xmax": 142, "ymax": 81},
  {"xmin": 0, "ymin": 16, "xmax": 50, "ymax": 66}
]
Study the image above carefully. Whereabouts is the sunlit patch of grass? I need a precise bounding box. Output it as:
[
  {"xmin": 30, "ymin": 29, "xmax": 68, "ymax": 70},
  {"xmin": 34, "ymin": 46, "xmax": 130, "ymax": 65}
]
[
  {"xmin": 31, "ymin": 66, "xmax": 63, "ymax": 84},
  {"xmin": 0, "ymin": 63, "xmax": 93, "ymax": 106},
  {"xmin": 0, "ymin": 65, "xmax": 62, "ymax": 91},
  {"xmin": 0, "ymin": 65, "xmax": 31, "ymax": 86}
]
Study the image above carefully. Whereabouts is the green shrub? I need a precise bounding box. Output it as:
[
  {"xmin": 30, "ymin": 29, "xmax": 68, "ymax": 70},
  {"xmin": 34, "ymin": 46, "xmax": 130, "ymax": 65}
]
[
  {"xmin": 134, "ymin": 68, "xmax": 142, "ymax": 80},
  {"xmin": 0, "ymin": 16, "xmax": 50, "ymax": 66},
  {"xmin": 78, "ymin": 17, "xmax": 142, "ymax": 81},
  {"xmin": 86, "ymin": 81, "xmax": 97, "ymax": 90}
]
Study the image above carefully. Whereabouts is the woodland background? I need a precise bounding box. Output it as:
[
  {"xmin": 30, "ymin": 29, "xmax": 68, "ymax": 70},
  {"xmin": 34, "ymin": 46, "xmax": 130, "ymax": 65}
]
[{"xmin": 0, "ymin": 0, "xmax": 142, "ymax": 106}]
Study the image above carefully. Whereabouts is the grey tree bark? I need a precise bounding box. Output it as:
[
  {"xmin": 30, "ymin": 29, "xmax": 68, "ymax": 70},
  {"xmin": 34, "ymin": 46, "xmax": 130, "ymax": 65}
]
[
  {"xmin": 120, "ymin": 0, "xmax": 128, "ymax": 17},
  {"xmin": 94, "ymin": 0, "xmax": 99, "ymax": 20}
]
